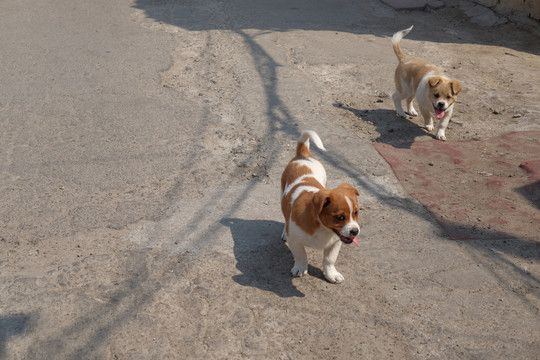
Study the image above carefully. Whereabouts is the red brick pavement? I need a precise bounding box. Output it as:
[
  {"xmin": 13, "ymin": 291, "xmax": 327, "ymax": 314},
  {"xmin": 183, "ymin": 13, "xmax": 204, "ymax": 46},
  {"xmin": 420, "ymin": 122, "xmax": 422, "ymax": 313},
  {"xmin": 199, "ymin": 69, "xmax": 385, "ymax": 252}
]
[{"xmin": 374, "ymin": 132, "xmax": 540, "ymax": 240}]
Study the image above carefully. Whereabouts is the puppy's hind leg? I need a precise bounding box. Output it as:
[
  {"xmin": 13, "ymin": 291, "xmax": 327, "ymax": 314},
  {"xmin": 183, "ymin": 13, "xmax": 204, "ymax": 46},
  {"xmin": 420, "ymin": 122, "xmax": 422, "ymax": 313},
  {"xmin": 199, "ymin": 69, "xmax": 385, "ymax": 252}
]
[
  {"xmin": 392, "ymin": 91, "xmax": 408, "ymax": 118},
  {"xmin": 281, "ymin": 226, "xmax": 287, "ymax": 242},
  {"xmin": 287, "ymin": 238, "xmax": 308, "ymax": 277},
  {"xmin": 406, "ymin": 96, "xmax": 418, "ymax": 116}
]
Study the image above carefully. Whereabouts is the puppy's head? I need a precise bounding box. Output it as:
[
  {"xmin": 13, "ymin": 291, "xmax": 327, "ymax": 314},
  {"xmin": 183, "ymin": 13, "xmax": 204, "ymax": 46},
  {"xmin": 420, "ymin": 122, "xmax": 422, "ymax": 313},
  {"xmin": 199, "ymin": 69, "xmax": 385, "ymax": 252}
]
[
  {"xmin": 313, "ymin": 183, "xmax": 360, "ymax": 244},
  {"xmin": 428, "ymin": 77, "xmax": 462, "ymax": 119}
]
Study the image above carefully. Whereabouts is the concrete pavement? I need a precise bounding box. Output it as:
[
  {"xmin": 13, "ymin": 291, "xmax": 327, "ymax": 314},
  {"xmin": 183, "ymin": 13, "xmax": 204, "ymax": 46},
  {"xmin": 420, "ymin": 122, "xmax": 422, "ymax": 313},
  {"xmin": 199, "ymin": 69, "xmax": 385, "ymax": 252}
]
[{"xmin": 1, "ymin": 0, "xmax": 539, "ymax": 358}]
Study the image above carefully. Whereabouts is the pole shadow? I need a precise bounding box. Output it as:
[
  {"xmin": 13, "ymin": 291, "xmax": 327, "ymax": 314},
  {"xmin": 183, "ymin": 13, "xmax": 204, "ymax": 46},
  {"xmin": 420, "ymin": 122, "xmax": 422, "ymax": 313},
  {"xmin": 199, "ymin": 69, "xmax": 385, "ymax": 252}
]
[
  {"xmin": 436, "ymin": 218, "xmax": 540, "ymax": 309},
  {"xmin": 220, "ymin": 218, "xmax": 305, "ymax": 298}
]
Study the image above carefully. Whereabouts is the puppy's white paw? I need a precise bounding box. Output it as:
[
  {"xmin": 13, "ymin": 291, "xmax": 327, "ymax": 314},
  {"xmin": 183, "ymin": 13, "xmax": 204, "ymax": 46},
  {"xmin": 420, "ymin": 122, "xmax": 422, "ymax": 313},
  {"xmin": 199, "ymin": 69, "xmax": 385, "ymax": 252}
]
[
  {"xmin": 291, "ymin": 263, "xmax": 308, "ymax": 277},
  {"xmin": 407, "ymin": 109, "xmax": 418, "ymax": 117},
  {"xmin": 426, "ymin": 124, "xmax": 434, "ymax": 132},
  {"xmin": 281, "ymin": 228, "xmax": 287, "ymax": 242},
  {"xmin": 436, "ymin": 132, "xmax": 447, "ymax": 141},
  {"xmin": 396, "ymin": 110, "xmax": 407, "ymax": 118},
  {"xmin": 323, "ymin": 268, "xmax": 344, "ymax": 284}
]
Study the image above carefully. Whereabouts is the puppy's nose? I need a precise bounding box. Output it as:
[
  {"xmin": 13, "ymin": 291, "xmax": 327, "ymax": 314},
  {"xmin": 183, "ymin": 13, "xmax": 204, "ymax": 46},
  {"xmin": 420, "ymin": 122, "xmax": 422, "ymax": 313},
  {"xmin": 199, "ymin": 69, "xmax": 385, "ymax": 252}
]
[
  {"xmin": 349, "ymin": 228, "xmax": 359, "ymax": 237},
  {"xmin": 437, "ymin": 102, "xmax": 445, "ymax": 109}
]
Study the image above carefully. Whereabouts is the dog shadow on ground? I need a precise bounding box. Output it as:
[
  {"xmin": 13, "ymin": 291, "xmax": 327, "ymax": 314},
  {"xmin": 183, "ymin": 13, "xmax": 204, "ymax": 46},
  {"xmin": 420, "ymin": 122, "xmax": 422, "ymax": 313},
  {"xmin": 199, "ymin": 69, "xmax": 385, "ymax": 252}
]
[
  {"xmin": 334, "ymin": 104, "xmax": 434, "ymax": 148},
  {"xmin": 220, "ymin": 218, "xmax": 305, "ymax": 298}
]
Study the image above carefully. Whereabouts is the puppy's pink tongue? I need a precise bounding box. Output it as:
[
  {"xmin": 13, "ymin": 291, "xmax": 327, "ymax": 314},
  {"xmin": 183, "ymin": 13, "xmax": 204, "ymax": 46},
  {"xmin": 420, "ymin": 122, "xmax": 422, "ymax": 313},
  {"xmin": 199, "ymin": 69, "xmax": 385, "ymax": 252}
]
[
  {"xmin": 436, "ymin": 109, "xmax": 445, "ymax": 119},
  {"xmin": 352, "ymin": 237, "xmax": 360, "ymax": 246}
]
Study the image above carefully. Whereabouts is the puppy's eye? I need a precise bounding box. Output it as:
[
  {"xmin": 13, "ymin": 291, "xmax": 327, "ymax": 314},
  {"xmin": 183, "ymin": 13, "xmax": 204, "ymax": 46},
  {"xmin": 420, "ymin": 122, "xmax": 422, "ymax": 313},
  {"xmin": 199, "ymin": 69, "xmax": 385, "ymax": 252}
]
[
  {"xmin": 336, "ymin": 215, "xmax": 345, "ymax": 222},
  {"xmin": 446, "ymin": 95, "xmax": 451, "ymax": 99},
  {"xmin": 354, "ymin": 211, "xmax": 358, "ymax": 216},
  {"xmin": 434, "ymin": 93, "xmax": 440, "ymax": 98}
]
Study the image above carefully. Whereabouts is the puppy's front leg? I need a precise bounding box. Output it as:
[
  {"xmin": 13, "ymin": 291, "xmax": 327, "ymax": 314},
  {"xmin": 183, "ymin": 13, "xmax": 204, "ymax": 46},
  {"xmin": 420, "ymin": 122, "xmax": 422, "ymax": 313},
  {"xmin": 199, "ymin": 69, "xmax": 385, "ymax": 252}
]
[
  {"xmin": 323, "ymin": 241, "xmax": 344, "ymax": 284},
  {"xmin": 421, "ymin": 109, "xmax": 434, "ymax": 132},
  {"xmin": 436, "ymin": 107, "xmax": 453, "ymax": 141},
  {"xmin": 288, "ymin": 239, "xmax": 308, "ymax": 277},
  {"xmin": 392, "ymin": 92, "xmax": 408, "ymax": 118},
  {"xmin": 406, "ymin": 96, "xmax": 418, "ymax": 116}
]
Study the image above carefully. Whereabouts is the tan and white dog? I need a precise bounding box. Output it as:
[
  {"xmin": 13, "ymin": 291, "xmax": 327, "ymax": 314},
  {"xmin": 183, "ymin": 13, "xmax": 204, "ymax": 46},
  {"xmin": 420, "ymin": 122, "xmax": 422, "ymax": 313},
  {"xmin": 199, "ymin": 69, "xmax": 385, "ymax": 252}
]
[
  {"xmin": 281, "ymin": 130, "xmax": 360, "ymax": 284},
  {"xmin": 392, "ymin": 26, "xmax": 462, "ymax": 141}
]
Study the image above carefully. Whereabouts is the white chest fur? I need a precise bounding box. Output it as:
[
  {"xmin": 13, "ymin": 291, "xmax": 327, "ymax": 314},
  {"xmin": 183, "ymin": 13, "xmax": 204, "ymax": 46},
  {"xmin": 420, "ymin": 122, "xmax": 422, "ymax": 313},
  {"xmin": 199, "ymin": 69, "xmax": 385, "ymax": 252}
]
[{"xmin": 288, "ymin": 220, "xmax": 338, "ymax": 250}]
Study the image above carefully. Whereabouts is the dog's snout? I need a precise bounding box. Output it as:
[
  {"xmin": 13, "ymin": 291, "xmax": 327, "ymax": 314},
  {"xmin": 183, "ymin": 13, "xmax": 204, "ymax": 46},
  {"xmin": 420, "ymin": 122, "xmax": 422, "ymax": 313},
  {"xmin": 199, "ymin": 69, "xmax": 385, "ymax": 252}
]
[
  {"xmin": 436, "ymin": 101, "xmax": 445, "ymax": 109},
  {"xmin": 349, "ymin": 228, "xmax": 359, "ymax": 237}
]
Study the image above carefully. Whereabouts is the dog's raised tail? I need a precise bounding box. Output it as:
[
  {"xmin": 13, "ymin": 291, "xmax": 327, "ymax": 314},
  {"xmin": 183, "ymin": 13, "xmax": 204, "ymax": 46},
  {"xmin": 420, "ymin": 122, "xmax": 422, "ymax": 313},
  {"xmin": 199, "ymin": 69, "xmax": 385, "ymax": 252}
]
[
  {"xmin": 392, "ymin": 25, "xmax": 414, "ymax": 61},
  {"xmin": 296, "ymin": 130, "xmax": 326, "ymax": 157}
]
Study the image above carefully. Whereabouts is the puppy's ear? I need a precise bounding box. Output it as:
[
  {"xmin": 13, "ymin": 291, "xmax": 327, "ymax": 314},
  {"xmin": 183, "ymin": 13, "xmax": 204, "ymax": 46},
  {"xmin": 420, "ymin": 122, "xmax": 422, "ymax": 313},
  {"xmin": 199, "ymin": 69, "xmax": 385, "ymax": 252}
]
[
  {"xmin": 313, "ymin": 190, "xmax": 331, "ymax": 214},
  {"xmin": 451, "ymin": 80, "xmax": 462, "ymax": 95},
  {"xmin": 428, "ymin": 77, "xmax": 441, "ymax": 88},
  {"xmin": 338, "ymin": 183, "xmax": 359, "ymax": 197}
]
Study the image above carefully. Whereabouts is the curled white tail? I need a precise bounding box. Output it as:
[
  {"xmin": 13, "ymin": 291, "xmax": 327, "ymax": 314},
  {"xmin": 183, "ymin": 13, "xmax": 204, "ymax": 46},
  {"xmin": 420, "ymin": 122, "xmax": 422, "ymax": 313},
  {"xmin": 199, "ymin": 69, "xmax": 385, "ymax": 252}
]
[
  {"xmin": 391, "ymin": 25, "xmax": 414, "ymax": 45},
  {"xmin": 298, "ymin": 130, "xmax": 326, "ymax": 151},
  {"xmin": 391, "ymin": 25, "xmax": 414, "ymax": 61}
]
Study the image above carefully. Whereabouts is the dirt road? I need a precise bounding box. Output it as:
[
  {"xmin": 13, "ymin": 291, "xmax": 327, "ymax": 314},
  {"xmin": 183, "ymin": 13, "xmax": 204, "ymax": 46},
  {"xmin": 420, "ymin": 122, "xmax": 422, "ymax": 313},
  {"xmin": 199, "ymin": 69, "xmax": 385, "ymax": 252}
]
[{"xmin": 1, "ymin": 0, "xmax": 539, "ymax": 358}]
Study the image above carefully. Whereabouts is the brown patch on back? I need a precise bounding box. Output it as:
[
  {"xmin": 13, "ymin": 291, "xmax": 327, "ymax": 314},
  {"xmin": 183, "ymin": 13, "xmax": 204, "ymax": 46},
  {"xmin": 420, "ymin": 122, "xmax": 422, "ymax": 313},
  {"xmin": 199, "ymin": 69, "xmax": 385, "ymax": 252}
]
[
  {"xmin": 281, "ymin": 163, "xmax": 314, "ymax": 192},
  {"xmin": 281, "ymin": 139, "xmax": 323, "ymax": 235},
  {"xmin": 281, "ymin": 163, "xmax": 324, "ymax": 235},
  {"xmin": 395, "ymin": 56, "xmax": 442, "ymax": 93},
  {"xmin": 281, "ymin": 141, "xmax": 313, "ymax": 192},
  {"xmin": 288, "ymin": 179, "xmax": 325, "ymax": 236}
]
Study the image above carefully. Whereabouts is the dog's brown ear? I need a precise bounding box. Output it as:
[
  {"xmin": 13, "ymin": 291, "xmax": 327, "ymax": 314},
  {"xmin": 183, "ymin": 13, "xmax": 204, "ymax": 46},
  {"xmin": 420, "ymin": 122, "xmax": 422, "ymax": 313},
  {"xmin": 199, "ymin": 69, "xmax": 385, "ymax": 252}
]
[
  {"xmin": 428, "ymin": 77, "xmax": 441, "ymax": 88},
  {"xmin": 451, "ymin": 80, "xmax": 462, "ymax": 95},
  {"xmin": 313, "ymin": 190, "xmax": 331, "ymax": 214},
  {"xmin": 338, "ymin": 183, "xmax": 359, "ymax": 197}
]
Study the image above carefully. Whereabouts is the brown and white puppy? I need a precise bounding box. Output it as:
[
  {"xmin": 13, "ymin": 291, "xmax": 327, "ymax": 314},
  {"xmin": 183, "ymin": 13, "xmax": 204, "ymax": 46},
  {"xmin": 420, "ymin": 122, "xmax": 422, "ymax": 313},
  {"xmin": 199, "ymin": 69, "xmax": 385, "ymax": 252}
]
[
  {"xmin": 281, "ymin": 130, "xmax": 360, "ymax": 284},
  {"xmin": 392, "ymin": 26, "xmax": 462, "ymax": 141}
]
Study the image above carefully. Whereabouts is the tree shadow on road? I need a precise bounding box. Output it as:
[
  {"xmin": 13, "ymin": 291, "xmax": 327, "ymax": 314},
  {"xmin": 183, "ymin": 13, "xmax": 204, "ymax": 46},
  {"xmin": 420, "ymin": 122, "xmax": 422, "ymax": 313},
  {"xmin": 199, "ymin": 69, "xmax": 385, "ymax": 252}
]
[
  {"xmin": 133, "ymin": 0, "xmax": 540, "ymax": 55},
  {"xmin": 221, "ymin": 218, "xmax": 305, "ymax": 298},
  {"xmin": 436, "ymin": 218, "xmax": 540, "ymax": 310},
  {"xmin": 0, "ymin": 314, "xmax": 31, "ymax": 359},
  {"xmin": 515, "ymin": 180, "xmax": 540, "ymax": 211}
]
